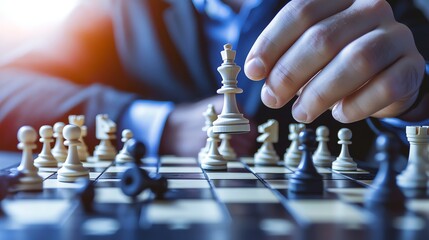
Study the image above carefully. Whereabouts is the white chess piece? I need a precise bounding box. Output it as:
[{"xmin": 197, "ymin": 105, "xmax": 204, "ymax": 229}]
[
  {"xmin": 57, "ymin": 125, "xmax": 89, "ymax": 182},
  {"xmin": 69, "ymin": 115, "xmax": 89, "ymax": 161},
  {"xmin": 15, "ymin": 126, "xmax": 43, "ymax": 191},
  {"xmin": 219, "ymin": 134, "xmax": 237, "ymax": 161},
  {"xmin": 94, "ymin": 114, "xmax": 117, "ymax": 160},
  {"xmin": 397, "ymin": 126, "xmax": 429, "ymax": 188},
  {"xmin": 255, "ymin": 119, "xmax": 279, "ymax": 165},
  {"xmin": 212, "ymin": 44, "xmax": 250, "ymax": 134},
  {"xmin": 34, "ymin": 125, "xmax": 58, "ymax": 167},
  {"xmin": 313, "ymin": 126, "xmax": 334, "ymax": 167},
  {"xmin": 51, "ymin": 122, "xmax": 67, "ymax": 163},
  {"xmin": 198, "ymin": 104, "xmax": 217, "ymax": 162},
  {"xmin": 332, "ymin": 128, "xmax": 357, "ymax": 171},
  {"xmin": 115, "ymin": 129, "xmax": 134, "ymax": 163},
  {"xmin": 201, "ymin": 127, "xmax": 227, "ymax": 170},
  {"xmin": 284, "ymin": 123, "xmax": 305, "ymax": 167}
]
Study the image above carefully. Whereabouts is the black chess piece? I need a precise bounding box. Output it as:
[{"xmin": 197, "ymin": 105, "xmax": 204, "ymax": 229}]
[
  {"xmin": 288, "ymin": 129, "xmax": 324, "ymax": 194},
  {"xmin": 75, "ymin": 178, "xmax": 95, "ymax": 214},
  {"xmin": 364, "ymin": 132, "xmax": 406, "ymax": 212},
  {"xmin": 148, "ymin": 172, "xmax": 168, "ymax": 199},
  {"xmin": 126, "ymin": 139, "xmax": 146, "ymax": 166},
  {"xmin": 0, "ymin": 172, "xmax": 23, "ymax": 216},
  {"xmin": 121, "ymin": 166, "xmax": 169, "ymax": 200},
  {"xmin": 120, "ymin": 166, "xmax": 151, "ymax": 198}
]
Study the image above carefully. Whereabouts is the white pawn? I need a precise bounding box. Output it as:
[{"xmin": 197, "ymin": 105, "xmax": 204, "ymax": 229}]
[
  {"xmin": 332, "ymin": 128, "xmax": 357, "ymax": 171},
  {"xmin": 198, "ymin": 104, "xmax": 217, "ymax": 162},
  {"xmin": 34, "ymin": 125, "xmax": 58, "ymax": 167},
  {"xmin": 313, "ymin": 126, "xmax": 334, "ymax": 167},
  {"xmin": 397, "ymin": 126, "xmax": 429, "ymax": 189},
  {"xmin": 255, "ymin": 119, "xmax": 279, "ymax": 165},
  {"xmin": 51, "ymin": 122, "xmax": 67, "ymax": 163},
  {"xmin": 201, "ymin": 127, "xmax": 227, "ymax": 170},
  {"xmin": 284, "ymin": 123, "xmax": 305, "ymax": 167},
  {"xmin": 115, "ymin": 129, "xmax": 134, "ymax": 163},
  {"xmin": 15, "ymin": 126, "xmax": 43, "ymax": 191},
  {"xmin": 219, "ymin": 134, "xmax": 237, "ymax": 161},
  {"xmin": 69, "ymin": 115, "xmax": 89, "ymax": 161},
  {"xmin": 57, "ymin": 125, "xmax": 89, "ymax": 182}
]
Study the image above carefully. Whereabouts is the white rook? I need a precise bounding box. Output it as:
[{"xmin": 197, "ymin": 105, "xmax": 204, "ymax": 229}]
[{"xmin": 397, "ymin": 126, "xmax": 429, "ymax": 189}]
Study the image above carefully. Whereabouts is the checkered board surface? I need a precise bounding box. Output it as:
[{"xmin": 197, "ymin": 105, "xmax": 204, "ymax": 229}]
[{"xmin": 1, "ymin": 155, "xmax": 429, "ymax": 240}]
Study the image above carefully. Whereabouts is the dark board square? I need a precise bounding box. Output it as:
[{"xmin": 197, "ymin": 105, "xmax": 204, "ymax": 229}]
[{"xmin": 211, "ymin": 179, "xmax": 265, "ymax": 188}]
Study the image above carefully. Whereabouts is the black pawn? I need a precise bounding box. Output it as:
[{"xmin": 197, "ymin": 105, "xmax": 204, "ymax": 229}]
[
  {"xmin": 120, "ymin": 166, "xmax": 151, "ymax": 198},
  {"xmin": 75, "ymin": 178, "xmax": 95, "ymax": 214},
  {"xmin": 148, "ymin": 172, "xmax": 168, "ymax": 199},
  {"xmin": 126, "ymin": 139, "xmax": 146, "ymax": 166},
  {"xmin": 288, "ymin": 129, "xmax": 324, "ymax": 194},
  {"xmin": 364, "ymin": 133, "xmax": 405, "ymax": 212},
  {"xmin": 120, "ymin": 166, "xmax": 169, "ymax": 200}
]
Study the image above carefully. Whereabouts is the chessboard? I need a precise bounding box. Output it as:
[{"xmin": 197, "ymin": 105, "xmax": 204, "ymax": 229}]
[{"xmin": 1, "ymin": 152, "xmax": 429, "ymax": 240}]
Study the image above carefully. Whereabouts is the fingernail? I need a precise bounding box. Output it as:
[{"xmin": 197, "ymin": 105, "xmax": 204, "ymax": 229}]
[
  {"xmin": 292, "ymin": 103, "xmax": 308, "ymax": 123},
  {"xmin": 245, "ymin": 57, "xmax": 266, "ymax": 80},
  {"xmin": 332, "ymin": 103, "xmax": 344, "ymax": 122},
  {"xmin": 261, "ymin": 85, "xmax": 277, "ymax": 108}
]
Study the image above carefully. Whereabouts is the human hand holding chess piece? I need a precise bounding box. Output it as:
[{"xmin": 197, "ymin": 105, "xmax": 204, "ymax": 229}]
[
  {"xmin": 245, "ymin": 0, "xmax": 425, "ymax": 123},
  {"xmin": 160, "ymin": 95, "xmax": 257, "ymax": 157}
]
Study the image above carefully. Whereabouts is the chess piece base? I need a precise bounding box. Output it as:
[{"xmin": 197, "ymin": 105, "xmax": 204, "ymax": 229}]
[
  {"xmin": 288, "ymin": 178, "xmax": 324, "ymax": 194},
  {"xmin": 332, "ymin": 157, "xmax": 357, "ymax": 171}
]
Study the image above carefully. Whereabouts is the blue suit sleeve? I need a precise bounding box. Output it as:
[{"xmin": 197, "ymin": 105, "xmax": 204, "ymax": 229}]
[{"xmin": 120, "ymin": 100, "xmax": 174, "ymax": 156}]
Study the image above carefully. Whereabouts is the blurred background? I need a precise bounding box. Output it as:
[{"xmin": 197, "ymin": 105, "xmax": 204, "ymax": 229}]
[{"xmin": 0, "ymin": 0, "xmax": 80, "ymax": 54}]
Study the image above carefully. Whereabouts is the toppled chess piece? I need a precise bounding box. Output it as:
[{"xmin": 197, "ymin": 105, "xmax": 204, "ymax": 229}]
[
  {"xmin": 364, "ymin": 133, "xmax": 405, "ymax": 213},
  {"xmin": 75, "ymin": 178, "xmax": 95, "ymax": 214},
  {"xmin": 288, "ymin": 129, "xmax": 324, "ymax": 194},
  {"xmin": 126, "ymin": 139, "xmax": 146, "ymax": 166},
  {"xmin": 120, "ymin": 166, "xmax": 168, "ymax": 200}
]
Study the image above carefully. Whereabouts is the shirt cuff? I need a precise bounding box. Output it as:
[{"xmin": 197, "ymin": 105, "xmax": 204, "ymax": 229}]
[{"xmin": 120, "ymin": 100, "xmax": 174, "ymax": 156}]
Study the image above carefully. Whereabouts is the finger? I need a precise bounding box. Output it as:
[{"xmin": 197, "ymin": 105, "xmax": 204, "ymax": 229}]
[
  {"xmin": 244, "ymin": 0, "xmax": 353, "ymax": 80},
  {"xmin": 292, "ymin": 23, "xmax": 413, "ymax": 123},
  {"xmin": 261, "ymin": 0, "xmax": 389, "ymax": 108},
  {"xmin": 333, "ymin": 54, "xmax": 425, "ymax": 122}
]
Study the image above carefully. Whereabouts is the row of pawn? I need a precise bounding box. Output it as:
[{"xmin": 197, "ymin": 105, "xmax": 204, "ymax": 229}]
[
  {"xmin": 15, "ymin": 123, "xmax": 137, "ymax": 192},
  {"xmin": 255, "ymin": 121, "xmax": 357, "ymax": 171}
]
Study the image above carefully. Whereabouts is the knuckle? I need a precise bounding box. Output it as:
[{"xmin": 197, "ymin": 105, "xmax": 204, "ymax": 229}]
[
  {"xmin": 307, "ymin": 25, "xmax": 336, "ymax": 57},
  {"xmin": 367, "ymin": 0, "xmax": 393, "ymax": 18},
  {"xmin": 289, "ymin": 0, "xmax": 317, "ymax": 26},
  {"xmin": 349, "ymin": 43, "xmax": 382, "ymax": 73}
]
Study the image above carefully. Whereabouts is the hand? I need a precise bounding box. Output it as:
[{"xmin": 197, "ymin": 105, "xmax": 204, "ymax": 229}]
[
  {"xmin": 244, "ymin": 0, "xmax": 425, "ymax": 123},
  {"xmin": 160, "ymin": 95, "xmax": 257, "ymax": 157}
]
